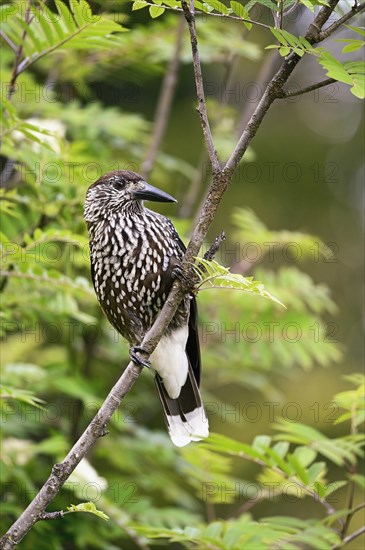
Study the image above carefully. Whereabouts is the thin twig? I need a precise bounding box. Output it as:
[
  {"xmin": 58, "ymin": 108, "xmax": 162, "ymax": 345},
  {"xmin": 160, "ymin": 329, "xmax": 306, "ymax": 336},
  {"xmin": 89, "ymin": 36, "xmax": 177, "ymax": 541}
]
[
  {"xmin": 38, "ymin": 511, "xmax": 65, "ymax": 521},
  {"xmin": 7, "ymin": 3, "xmax": 33, "ymax": 100},
  {"xmin": 283, "ymin": 1, "xmax": 300, "ymax": 17},
  {"xmin": 336, "ymin": 525, "xmax": 365, "ymax": 548},
  {"xmin": 179, "ymin": 49, "xmax": 240, "ymax": 219},
  {"xmin": 229, "ymin": 491, "xmax": 269, "ymax": 517},
  {"xmin": 0, "ymin": 30, "xmax": 17, "ymax": 53},
  {"xmin": 340, "ymin": 480, "xmax": 356, "ymax": 537},
  {"xmin": 278, "ymin": 78, "xmax": 337, "ymax": 98},
  {"xmin": 0, "ymin": 1, "xmax": 32, "ymax": 153},
  {"xmin": 318, "ymin": 2, "xmax": 365, "ymax": 42},
  {"xmin": 140, "ymin": 16, "xmax": 185, "ymax": 179},
  {"xmin": 349, "ymin": 501, "xmax": 365, "ymax": 515},
  {"xmin": 203, "ymin": 231, "xmax": 226, "ymax": 261},
  {"xmin": 16, "ymin": 16, "xmax": 100, "ymax": 77},
  {"xmin": 181, "ymin": 0, "xmax": 220, "ymax": 173},
  {"xmin": 142, "ymin": 2, "xmax": 271, "ymax": 30}
]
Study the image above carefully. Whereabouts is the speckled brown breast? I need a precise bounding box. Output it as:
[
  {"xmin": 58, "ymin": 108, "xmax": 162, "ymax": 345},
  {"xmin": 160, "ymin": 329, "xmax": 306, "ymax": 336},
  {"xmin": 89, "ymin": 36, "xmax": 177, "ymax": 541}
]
[{"xmin": 88, "ymin": 208, "xmax": 186, "ymax": 344}]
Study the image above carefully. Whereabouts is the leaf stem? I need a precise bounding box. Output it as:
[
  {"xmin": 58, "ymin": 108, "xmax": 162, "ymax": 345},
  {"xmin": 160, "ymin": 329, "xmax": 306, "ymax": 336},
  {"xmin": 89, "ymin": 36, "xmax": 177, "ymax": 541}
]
[{"xmin": 142, "ymin": 2, "xmax": 272, "ymax": 30}]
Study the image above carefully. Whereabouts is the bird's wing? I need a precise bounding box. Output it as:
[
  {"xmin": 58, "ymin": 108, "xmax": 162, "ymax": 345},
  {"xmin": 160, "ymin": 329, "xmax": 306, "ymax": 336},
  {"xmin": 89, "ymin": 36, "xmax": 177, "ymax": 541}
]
[
  {"xmin": 163, "ymin": 217, "xmax": 202, "ymax": 387},
  {"xmin": 186, "ymin": 295, "xmax": 201, "ymax": 386},
  {"xmin": 155, "ymin": 367, "xmax": 208, "ymax": 447}
]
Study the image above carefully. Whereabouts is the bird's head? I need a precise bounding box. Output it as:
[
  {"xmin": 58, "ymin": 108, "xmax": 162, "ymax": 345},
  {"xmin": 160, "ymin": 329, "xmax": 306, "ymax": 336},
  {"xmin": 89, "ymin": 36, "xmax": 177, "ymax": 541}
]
[{"xmin": 84, "ymin": 170, "xmax": 176, "ymax": 222}]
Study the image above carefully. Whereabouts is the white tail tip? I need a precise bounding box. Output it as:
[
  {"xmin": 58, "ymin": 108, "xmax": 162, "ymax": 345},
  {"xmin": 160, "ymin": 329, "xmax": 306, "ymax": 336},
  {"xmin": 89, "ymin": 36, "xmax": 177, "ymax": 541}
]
[{"xmin": 168, "ymin": 406, "xmax": 209, "ymax": 447}]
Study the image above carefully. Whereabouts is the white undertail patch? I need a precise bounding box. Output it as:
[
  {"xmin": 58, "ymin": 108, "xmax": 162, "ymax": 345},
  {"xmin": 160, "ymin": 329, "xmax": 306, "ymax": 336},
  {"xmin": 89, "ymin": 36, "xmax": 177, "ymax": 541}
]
[{"xmin": 151, "ymin": 326, "xmax": 189, "ymax": 399}]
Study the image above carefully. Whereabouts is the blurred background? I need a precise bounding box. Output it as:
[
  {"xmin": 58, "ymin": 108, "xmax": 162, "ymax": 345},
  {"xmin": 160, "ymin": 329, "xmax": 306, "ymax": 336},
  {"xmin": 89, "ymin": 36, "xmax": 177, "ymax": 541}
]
[{"xmin": 1, "ymin": 1, "xmax": 364, "ymax": 548}]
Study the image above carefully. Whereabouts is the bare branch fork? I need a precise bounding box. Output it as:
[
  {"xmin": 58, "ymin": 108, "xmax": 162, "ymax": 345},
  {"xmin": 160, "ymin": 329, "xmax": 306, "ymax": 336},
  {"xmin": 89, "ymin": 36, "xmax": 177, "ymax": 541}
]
[{"xmin": 1, "ymin": 0, "xmax": 363, "ymax": 548}]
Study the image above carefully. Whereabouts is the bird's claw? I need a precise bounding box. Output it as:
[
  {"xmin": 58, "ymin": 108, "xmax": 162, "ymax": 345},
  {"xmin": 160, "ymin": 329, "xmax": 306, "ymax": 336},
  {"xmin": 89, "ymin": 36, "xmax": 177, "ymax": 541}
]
[
  {"xmin": 172, "ymin": 266, "xmax": 191, "ymax": 292},
  {"xmin": 130, "ymin": 346, "xmax": 151, "ymax": 368}
]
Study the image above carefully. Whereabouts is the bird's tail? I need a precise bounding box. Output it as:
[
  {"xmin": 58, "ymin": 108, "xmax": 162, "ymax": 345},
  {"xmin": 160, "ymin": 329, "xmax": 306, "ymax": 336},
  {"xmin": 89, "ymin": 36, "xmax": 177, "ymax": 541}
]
[{"xmin": 154, "ymin": 364, "xmax": 209, "ymax": 447}]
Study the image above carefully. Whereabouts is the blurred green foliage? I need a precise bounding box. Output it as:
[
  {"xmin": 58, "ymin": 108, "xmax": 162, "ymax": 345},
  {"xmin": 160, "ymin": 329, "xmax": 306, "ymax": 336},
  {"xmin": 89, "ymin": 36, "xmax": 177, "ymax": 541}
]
[{"xmin": 1, "ymin": 1, "xmax": 364, "ymax": 549}]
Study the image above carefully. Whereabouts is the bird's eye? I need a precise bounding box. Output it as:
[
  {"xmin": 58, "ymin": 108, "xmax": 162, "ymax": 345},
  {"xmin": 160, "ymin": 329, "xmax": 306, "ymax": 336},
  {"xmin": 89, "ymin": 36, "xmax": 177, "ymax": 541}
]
[{"xmin": 113, "ymin": 180, "xmax": 125, "ymax": 191}]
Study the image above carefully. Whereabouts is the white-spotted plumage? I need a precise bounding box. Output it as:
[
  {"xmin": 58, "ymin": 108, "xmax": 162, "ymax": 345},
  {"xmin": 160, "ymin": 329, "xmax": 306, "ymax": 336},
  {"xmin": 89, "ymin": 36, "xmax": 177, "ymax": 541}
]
[{"xmin": 84, "ymin": 170, "xmax": 209, "ymax": 446}]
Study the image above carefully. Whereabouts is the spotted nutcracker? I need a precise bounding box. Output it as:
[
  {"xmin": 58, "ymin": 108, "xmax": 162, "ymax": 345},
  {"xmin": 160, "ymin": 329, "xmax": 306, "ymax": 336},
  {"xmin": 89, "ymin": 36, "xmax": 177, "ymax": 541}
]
[{"xmin": 84, "ymin": 170, "xmax": 208, "ymax": 446}]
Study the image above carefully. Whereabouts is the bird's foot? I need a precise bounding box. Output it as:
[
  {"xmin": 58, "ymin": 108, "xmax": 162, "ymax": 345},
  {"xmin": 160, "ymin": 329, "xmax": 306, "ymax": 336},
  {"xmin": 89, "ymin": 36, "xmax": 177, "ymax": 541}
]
[
  {"xmin": 130, "ymin": 346, "xmax": 151, "ymax": 368},
  {"xmin": 171, "ymin": 265, "xmax": 191, "ymax": 293}
]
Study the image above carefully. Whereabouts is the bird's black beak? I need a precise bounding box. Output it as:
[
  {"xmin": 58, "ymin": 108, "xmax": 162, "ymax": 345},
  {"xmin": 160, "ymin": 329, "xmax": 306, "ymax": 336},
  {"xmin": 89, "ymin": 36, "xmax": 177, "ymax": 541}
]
[{"xmin": 132, "ymin": 182, "xmax": 177, "ymax": 203}]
